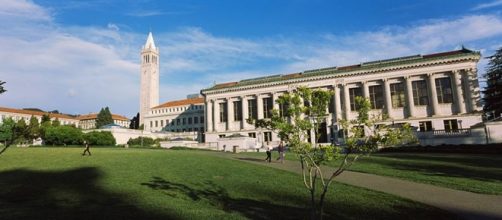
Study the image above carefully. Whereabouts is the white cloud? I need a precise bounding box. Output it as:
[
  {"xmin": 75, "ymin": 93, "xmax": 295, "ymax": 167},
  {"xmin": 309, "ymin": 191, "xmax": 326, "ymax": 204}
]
[
  {"xmin": 472, "ymin": 0, "xmax": 502, "ymax": 10},
  {"xmin": 0, "ymin": 0, "xmax": 52, "ymax": 21}
]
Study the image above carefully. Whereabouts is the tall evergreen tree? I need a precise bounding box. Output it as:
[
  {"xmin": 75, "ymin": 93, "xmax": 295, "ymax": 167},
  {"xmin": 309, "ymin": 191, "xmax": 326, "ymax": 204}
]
[
  {"xmin": 129, "ymin": 113, "xmax": 140, "ymax": 129},
  {"xmin": 0, "ymin": 80, "xmax": 6, "ymax": 94},
  {"xmin": 51, "ymin": 118, "xmax": 61, "ymax": 127},
  {"xmin": 96, "ymin": 107, "xmax": 114, "ymax": 128},
  {"xmin": 483, "ymin": 47, "xmax": 502, "ymax": 119},
  {"xmin": 28, "ymin": 115, "xmax": 41, "ymax": 141}
]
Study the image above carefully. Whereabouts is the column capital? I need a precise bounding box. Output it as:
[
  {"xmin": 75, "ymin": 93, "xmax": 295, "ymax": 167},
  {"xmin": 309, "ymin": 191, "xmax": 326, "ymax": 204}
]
[{"xmin": 427, "ymin": 72, "xmax": 435, "ymax": 77}]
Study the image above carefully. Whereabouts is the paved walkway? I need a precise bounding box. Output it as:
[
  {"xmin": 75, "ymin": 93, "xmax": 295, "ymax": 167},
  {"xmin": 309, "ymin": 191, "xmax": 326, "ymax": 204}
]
[{"xmin": 207, "ymin": 151, "xmax": 502, "ymax": 220}]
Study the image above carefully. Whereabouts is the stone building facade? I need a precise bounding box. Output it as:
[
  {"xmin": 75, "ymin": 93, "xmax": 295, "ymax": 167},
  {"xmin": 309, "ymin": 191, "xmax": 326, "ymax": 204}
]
[{"xmin": 201, "ymin": 48, "xmax": 483, "ymax": 146}]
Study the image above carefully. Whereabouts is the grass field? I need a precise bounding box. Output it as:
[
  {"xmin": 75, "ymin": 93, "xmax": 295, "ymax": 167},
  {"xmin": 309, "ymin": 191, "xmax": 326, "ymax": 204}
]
[
  {"xmin": 242, "ymin": 151, "xmax": 502, "ymax": 195},
  {"xmin": 0, "ymin": 147, "xmax": 455, "ymax": 220}
]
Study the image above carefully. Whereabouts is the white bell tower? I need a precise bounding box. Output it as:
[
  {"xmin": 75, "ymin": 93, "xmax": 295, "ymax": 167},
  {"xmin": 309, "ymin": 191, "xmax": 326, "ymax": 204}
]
[{"xmin": 139, "ymin": 32, "xmax": 159, "ymax": 126}]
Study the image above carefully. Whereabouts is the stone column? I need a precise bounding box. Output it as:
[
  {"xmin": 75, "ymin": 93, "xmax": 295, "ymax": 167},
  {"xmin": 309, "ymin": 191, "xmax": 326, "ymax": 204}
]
[
  {"xmin": 213, "ymin": 100, "xmax": 220, "ymax": 132},
  {"xmin": 383, "ymin": 78, "xmax": 393, "ymax": 116},
  {"xmin": 452, "ymin": 70, "xmax": 466, "ymax": 114},
  {"xmin": 334, "ymin": 84, "xmax": 342, "ymax": 122},
  {"xmin": 241, "ymin": 96, "xmax": 248, "ymax": 130},
  {"xmin": 257, "ymin": 94, "xmax": 264, "ymax": 119},
  {"xmin": 462, "ymin": 70, "xmax": 473, "ymax": 113},
  {"xmin": 405, "ymin": 76, "xmax": 415, "ymax": 118},
  {"xmin": 272, "ymin": 92, "xmax": 280, "ymax": 110},
  {"xmin": 227, "ymin": 98, "xmax": 233, "ymax": 131},
  {"xmin": 206, "ymin": 100, "xmax": 213, "ymax": 132},
  {"xmin": 362, "ymin": 81, "xmax": 369, "ymax": 98},
  {"xmin": 343, "ymin": 84, "xmax": 351, "ymax": 119},
  {"xmin": 428, "ymin": 73, "xmax": 439, "ymax": 116}
]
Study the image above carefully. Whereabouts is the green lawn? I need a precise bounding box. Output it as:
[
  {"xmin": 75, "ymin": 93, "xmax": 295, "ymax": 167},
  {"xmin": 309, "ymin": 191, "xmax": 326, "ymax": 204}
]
[
  {"xmin": 0, "ymin": 147, "xmax": 455, "ymax": 220},
  {"xmin": 242, "ymin": 151, "xmax": 502, "ymax": 195}
]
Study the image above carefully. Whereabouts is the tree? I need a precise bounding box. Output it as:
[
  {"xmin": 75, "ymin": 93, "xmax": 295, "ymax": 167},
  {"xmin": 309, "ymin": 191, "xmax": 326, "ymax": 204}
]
[
  {"xmin": 0, "ymin": 80, "xmax": 5, "ymax": 94},
  {"xmin": 44, "ymin": 125, "xmax": 83, "ymax": 146},
  {"xmin": 14, "ymin": 119, "xmax": 28, "ymax": 145},
  {"xmin": 51, "ymin": 118, "xmax": 61, "ymax": 127},
  {"xmin": 96, "ymin": 107, "xmax": 113, "ymax": 128},
  {"xmin": 40, "ymin": 114, "xmax": 52, "ymax": 140},
  {"xmin": 28, "ymin": 115, "xmax": 41, "ymax": 141},
  {"xmin": 249, "ymin": 87, "xmax": 416, "ymax": 220},
  {"xmin": 0, "ymin": 118, "xmax": 15, "ymax": 153},
  {"xmin": 129, "ymin": 113, "xmax": 140, "ymax": 129},
  {"xmin": 483, "ymin": 47, "xmax": 502, "ymax": 119}
]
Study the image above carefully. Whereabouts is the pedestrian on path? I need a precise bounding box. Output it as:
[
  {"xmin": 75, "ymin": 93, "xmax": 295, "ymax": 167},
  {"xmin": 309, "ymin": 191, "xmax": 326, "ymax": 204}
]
[
  {"xmin": 264, "ymin": 144, "xmax": 272, "ymax": 163},
  {"xmin": 82, "ymin": 140, "xmax": 91, "ymax": 156},
  {"xmin": 276, "ymin": 141, "xmax": 285, "ymax": 163}
]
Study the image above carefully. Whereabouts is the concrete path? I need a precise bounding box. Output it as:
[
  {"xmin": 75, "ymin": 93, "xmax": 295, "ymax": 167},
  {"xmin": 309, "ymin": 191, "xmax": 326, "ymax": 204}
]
[{"xmin": 208, "ymin": 151, "xmax": 502, "ymax": 220}]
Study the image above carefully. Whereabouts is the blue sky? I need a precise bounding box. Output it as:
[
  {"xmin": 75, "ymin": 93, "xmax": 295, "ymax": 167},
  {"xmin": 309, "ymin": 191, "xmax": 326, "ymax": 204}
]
[{"xmin": 1, "ymin": 0, "xmax": 502, "ymax": 117}]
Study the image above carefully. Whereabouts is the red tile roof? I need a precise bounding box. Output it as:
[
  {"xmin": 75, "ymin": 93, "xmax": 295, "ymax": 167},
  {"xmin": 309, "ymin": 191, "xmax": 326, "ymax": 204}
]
[
  {"xmin": 0, "ymin": 106, "xmax": 77, "ymax": 120},
  {"xmin": 77, "ymin": 113, "xmax": 129, "ymax": 121},
  {"xmin": 152, "ymin": 97, "xmax": 204, "ymax": 109}
]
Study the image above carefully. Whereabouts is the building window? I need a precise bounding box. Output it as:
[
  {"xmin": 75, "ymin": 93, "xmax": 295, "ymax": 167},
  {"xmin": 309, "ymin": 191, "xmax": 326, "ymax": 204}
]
[
  {"xmin": 234, "ymin": 100, "xmax": 242, "ymax": 121},
  {"xmin": 194, "ymin": 117, "xmax": 199, "ymax": 124},
  {"xmin": 219, "ymin": 134, "xmax": 226, "ymax": 138},
  {"xmin": 248, "ymin": 132, "xmax": 256, "ymax": 138},
  {"xmin": 183, "ymin": 118, "xmax": 186, "ymax": 125},
  {"xmin": 412, "ymin": 80, "xmax": 429, "ymax": 106},
  {"xmin": 166, "ymin": 119, "xmax": 169, "ymax": 125},
  {"xmin": 188, "ymin": 117, "xmax": 192, "ymax": 124},
  {"xmin": 219, "ymin": 102, "xmax": 227, "ymax": 122},
  {"xmin": 328, "ymin": 94, "xmax": 335, "ymax": 113},
  {"xmin": 369, "ymin": 85, "xmax": 384, "ymax": 109},
  {"xmin": 160, "ymin": 120, "xmax": 163, "ymax": 127},
  {"xmin": 248, "ymin": 99, "xmax": 258, "ymax": 120},
  {"xmin": 188, "ymin": 128, "xmax": 192, "ymax": 132},
  {"xmin": 279, "ymin": 101, "xmax": 289, "ymax": 118},
  {"xmin": 444, "ymin": 119, "xmax": 458, "ymax": 132},
  {"xmin": 436, "ymin": 77, "xmax": 453, "ymax": 104},
  {"xmin": 263, "ymin": 97, "xmax": 273, "ymax": 118},
  {"xmin": 201, "ymin": 116, "xmax": 204, "ymax": 123},
  {"xmin": 150, "ymin": 121, "xmax": 153, "ymax": 128},
  {"xmin": 419, "ymin": 121, "xmax": 433, "ymax": 132},
  {"xmin": 264, "ymin": 132, "xmax": 272, "ymax": 142},
  {"xmin": 349, "ymin": 87, "xmax": 362, "ymax": 111},
  {"xmin": 176, "ymin": 119, "xmax": 180, "ymax": 125},
  {"xmin": 390, "ymin": 82, "xmax": 405, "ymax": 108},
  {"xmin": 194, "ymin": 127, "xmax": 198, "ymax": 131}
]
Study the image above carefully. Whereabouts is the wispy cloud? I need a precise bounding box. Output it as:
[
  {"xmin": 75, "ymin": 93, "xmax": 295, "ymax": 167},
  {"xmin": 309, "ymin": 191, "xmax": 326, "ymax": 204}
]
[
  {"xmin": 126, "ymin": 10, "xmax": 164, "ymax": 17},
  {"xmin": 472, "ymin": 0, "xmax": 502, "ymax": 10}
]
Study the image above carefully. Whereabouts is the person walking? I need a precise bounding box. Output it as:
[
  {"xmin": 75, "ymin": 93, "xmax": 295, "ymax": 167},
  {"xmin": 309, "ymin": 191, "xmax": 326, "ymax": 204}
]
[
  {"xmin": 264, "ymin": 144, "xmax": 272, "ymax": 163},
  {"xmin": 276, "ymin": 141, "xmax": 285, "ymax": 163},
  {"xmin": 82, "ymin": 140, "xmax": 91, "ymax": 156}
]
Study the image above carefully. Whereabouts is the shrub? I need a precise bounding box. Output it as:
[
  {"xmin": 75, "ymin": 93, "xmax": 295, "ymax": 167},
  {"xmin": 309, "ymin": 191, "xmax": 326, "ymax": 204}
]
[
  {"xmin": 44, "ymin": 125, "xmax": 83, "ymax": 145},
  {"xmin": 127, "ymin": 137, "xmax": 158, "ymax": 147},
  {"xmin": 83, "ymin": 131, "xmax": 116, "ymax": 146}
]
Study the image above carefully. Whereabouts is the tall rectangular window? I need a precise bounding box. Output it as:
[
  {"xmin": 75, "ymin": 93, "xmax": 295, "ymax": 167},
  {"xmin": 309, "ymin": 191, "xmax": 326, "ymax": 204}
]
[
  {"xmin": 279, "ymin": 102, "xmax": 289, "ymax": 118},
  {"xmin": 182, "ymin": 118, "xmax": 186, "ymax": 125},
  {"xmin": 412, "ymin": 80, "xmax": 429, "ymax": 106},
  {"xmin": 155, "ymin": 121, "xmax": 158, "ymax": 127},
  {"xmin": 233, "ymin": 100, "xmax": 242, "ymax": 121},
  {"xmin": 194, "ymin": 117, "xmax": 199, "ymax": 124},
  {"xmin": 444, "ymin": 119, "xmax": 458, "ymax": 132},
  {"xmin": 188, "ymin": 117, "xmax": 192, "ymax": 124},
  {"xmin": 176, "ymin": 118, "xmax": 180, "ymax": 125},
  {"xmin": 264, "ymin": 132, "xmax": 272, "ymax": 142},
  {"xmin": 219, "ymin": 102, "xmax": 227, "ymax": 122},
  {"xmin": 436, "ymin": 77, "xmax": 453, "ymax": 104},
  {"xmin": 160, "ymin": 120, "xmax": 164, "ymax": 127},
  {"xmin": 369, "ymin": 85, "xmax": 384, "ymax": 109},
  {"xmin": 349, "ymin": 87, "xmax": 362, "ymax": 111},
  {"xmin": 201, "ymin": 116, "xmax": 204, "ymax": 123},
  {"xmin": 419, "ymin": 121, "xmax": 433, "ymax": 132},
  {"xmin": 328, "ymin": 94, "xmax": 335, "ymax": 113},
  {"xmin": 390, "ymin": 82, "xmax": 405, "ymax": 108},
  {"xmin": 263, "ymin": 97, "xmax": 273, "ymax": 118},
  {"xmin": 248, "ymin": 99, "xmax": 258, "ymax": 120}
]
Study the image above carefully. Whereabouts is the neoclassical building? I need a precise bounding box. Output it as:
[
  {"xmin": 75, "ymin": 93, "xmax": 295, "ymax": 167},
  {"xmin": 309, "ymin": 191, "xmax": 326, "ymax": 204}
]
[
  {"xmin": 0, "ymin": 106, "xmax": 79, "ymax": 125},
  {"xmin": 143, "ymin": 96, "xmax": 205, "ymax": 133},
  {"xmin": 77, "ymin": 113, "xmax": 130, "ymax": 129},
  {"xmin": 201, "ymin": 48, "xmax": 483, "ymax": 146}
]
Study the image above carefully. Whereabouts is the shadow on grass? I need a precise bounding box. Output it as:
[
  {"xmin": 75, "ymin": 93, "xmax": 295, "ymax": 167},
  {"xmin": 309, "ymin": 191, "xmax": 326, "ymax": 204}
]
[
  {"xmin": 374, "ymin": 153, "xmax": 502, "ymax": 169},
  {"xmin": 0, "ymin": 167, "xmax": 174, "ymax": 220},
  {"xmin": 236, "ymin": 157, "xmax": 269, "ymax": 162},
  {"xmin": 141, "ymin": 176, "xmax": 311, "ymax": 220},
  {"xmin": 357, "ymin": 156, "xmax": 502, "ymax": 182}
]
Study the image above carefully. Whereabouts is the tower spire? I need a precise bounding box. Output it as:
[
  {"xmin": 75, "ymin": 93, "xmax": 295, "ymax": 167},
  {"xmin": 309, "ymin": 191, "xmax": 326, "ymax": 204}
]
[{"xmin": 144, "ymin": 32, "xmax": 156, "ymax": 49}]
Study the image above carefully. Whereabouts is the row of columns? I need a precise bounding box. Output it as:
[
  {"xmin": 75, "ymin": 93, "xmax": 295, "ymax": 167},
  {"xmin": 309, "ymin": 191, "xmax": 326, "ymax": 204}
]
[{"xmin": 206, "ymin": 69, "xmax": 474, "ymax": 133}]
